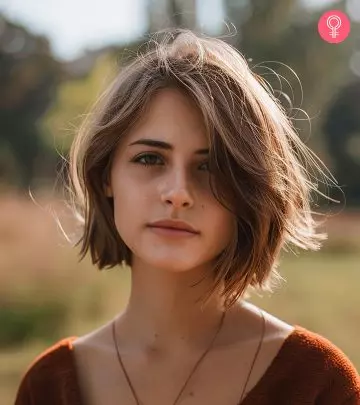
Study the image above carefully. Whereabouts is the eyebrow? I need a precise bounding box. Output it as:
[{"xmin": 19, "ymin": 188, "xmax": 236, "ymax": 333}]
[{"xmin": 129, "ymin": 139, "xmax": 209, "ymax": 155}]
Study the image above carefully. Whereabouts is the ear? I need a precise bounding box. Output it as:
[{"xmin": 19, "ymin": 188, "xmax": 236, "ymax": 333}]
[{"xmin": 103, "ymin": 183, "xmax": 113, "ymax": 197}]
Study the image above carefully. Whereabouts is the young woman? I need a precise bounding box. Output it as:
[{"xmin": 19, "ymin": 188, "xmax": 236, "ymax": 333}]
[{"xmin": 15, "ymin": 29, "xmax": 360, "ymax": 405}]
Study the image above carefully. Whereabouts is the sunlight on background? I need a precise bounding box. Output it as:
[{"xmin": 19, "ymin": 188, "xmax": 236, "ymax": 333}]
[
  {"xmin": 0, "ymin": 0, "xmax": 341, "ymax": 61},
  {"xmin": 0, "ymin": 0, "xmax": 359, "ymax": 403},
  {"xmin": 0, "ymin": 0, "xmax": 225, "ymax": 61}
]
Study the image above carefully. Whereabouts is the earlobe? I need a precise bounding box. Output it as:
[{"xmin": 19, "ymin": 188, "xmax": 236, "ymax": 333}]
[{"xmin": 104, "ymin": 184, "xmax": 113, "ymax": 197}]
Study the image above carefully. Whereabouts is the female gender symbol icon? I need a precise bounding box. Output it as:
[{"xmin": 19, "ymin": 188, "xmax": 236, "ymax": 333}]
[
  {"xmin": 327, "ymin": 15, "xmax": 341, "ymax": 38},
  {"xmin": 318, "ymin": 10, "xmax": 350, "ymax": 44}
]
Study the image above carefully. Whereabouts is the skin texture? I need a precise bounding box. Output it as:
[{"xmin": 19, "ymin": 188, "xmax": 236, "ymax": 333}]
[
  {"xmin": 72, "ymin": 87, "xmax": 295, "ymax": 405},
  {"xmin": 104, "ymin": 87, "xmax": 237, "ymax": 352}
]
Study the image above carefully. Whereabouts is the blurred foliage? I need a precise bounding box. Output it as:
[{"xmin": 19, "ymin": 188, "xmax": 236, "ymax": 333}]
[
  {"xmin": 0, "ymin": 301, "xmax": 68, "ymax": 348},
  {"xmin": 0, "ymin": 280, "xmax": 107, "ymax": 348},
  {"xmin": 1, "ymin": 1, "xmax": 360, "ymax": 204},
  {"xmin": 224, "ymin": 0, "xmax": 360, "ymax": 205},
  {"xmin": 0, "ymin": 194, "xmax": 358, "ymax": 401},
  {"xmin": 40, "ymin": 53, "xmax": 119, "ymax": 153},
  {"xmin": 225, "ymin": 0, "xmax": 355, "ymax": 137},
  {"xmin": 322, "ymin": 80, "xmax": 360, "ymax": 206},
  {"xmin": 0, "ymin": 14, "xmax": 63, "ymax": 189},
  {"xmin": 1, "ymin": 2, "xmax": 359, "ymax": 403}
]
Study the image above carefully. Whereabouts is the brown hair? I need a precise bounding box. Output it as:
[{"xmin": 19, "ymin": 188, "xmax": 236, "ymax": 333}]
[{"xmin": 65, "ymin": 28, "xmax": 336, "ymax": 310}]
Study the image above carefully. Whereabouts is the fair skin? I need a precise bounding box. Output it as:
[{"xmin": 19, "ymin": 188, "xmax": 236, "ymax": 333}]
[
  {"xmin": 104, "ymin": 86, "xmax": 236, "ymax": 352},
  {"xmin": 72, "ymin": 87, "xmax": 295, "ymax": 405}
]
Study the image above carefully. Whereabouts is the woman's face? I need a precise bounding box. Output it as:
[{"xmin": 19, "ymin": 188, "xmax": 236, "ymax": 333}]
[{"xmin": 105, "ymin": 87, "xmax": 235, "ymax": 274}]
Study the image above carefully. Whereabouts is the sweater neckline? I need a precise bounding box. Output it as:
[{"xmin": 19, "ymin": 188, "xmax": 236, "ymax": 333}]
[{"xmin": 66, "ymin": 324, "xmax": 305, "ymax": 405}]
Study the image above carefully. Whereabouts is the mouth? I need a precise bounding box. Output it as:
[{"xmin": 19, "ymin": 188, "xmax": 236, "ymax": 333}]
[
  {"xmin": 147, "ymin": 226, "xmax": 199, "ymax": 237},
  {"xmin": 147, "ymin": 219, "xmax": 200, "ymax": 235}
]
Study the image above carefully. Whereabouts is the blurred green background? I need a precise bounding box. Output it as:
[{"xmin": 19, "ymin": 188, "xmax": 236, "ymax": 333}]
[{"xmin": 1, "ymin": 0, "xmax": 360, "ymax": 403}]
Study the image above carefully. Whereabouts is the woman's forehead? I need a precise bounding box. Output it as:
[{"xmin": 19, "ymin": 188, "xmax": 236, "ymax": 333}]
[{"xmin": 121, "ymin": 89, "xmax": 209, "ymax": 147}]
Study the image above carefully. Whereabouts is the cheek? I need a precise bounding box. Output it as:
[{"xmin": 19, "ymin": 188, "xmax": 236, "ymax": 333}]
[
  {"xmin": 111, "ymin": 162, "xmax": 150, "ymax": 205},
  {"xmin": 111, "ymin": 183, "xmax": 152, "ymax": 249},
  {"xmin": 204, "ymin": 202, "xmax": 236, "ymax": 247},
  {"xmin": 113, "ymin": 193, "xmax": 144, "ymax": 231},
  {"xmin": 218, "ymin": 215, "xmax": 236, "ymax": 245},
  {"xmin": 112, "ymin": 199, "xmax": 142, "ymax": 257}
]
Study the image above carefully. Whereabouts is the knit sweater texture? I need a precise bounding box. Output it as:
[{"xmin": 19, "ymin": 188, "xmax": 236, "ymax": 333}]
[{"xmin": 14, "ymin": 325, "xmax": 360, "ymax": 404}]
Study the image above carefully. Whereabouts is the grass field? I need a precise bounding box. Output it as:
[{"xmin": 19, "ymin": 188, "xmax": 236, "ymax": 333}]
[{"xmin": 1, "ymin": 192, "xmax": 359, "ymax": 404}]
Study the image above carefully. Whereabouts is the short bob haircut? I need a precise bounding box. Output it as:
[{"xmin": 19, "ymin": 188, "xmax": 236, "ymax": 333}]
[{"xmin": 66, "ymin": 29, "xmax": 334, "ymax": 310}]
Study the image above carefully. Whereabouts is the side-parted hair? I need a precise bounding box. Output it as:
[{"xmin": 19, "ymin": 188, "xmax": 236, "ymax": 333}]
[{"xmin": 66, "ymin": 28, "xmax": 336, "ymax": 309}]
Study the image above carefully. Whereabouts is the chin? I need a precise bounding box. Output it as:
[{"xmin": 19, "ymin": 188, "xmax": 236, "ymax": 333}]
[
  {"xmin": 151, "ymin": 258, "xmax": 201, "ymax": 273},
  {"xmin": 138, "ymin": 251, "xmax": 209, "ymax": 274}
]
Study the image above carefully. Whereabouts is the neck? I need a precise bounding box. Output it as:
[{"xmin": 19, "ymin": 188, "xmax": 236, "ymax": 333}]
[{"xmin": 114, "ymin": 260, "xmax": 227, "ymax": 355}]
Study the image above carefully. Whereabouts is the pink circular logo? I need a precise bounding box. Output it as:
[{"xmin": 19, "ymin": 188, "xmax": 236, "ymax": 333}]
[{"xmin": 318, "ymin": 10, "xmax": 351, "ymax": 43}]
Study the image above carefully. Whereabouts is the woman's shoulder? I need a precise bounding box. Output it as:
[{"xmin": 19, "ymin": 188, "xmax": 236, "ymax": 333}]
[
  {"xmin": 14, "ymin": 336, "xmax": 80, "ymax": 405},
  {"xmin": 287, "ymin": 325, "xmax": 358, "ymax": 372},
  {"xmin": 276, "ymin": 324, "xmax": 360, "ymax": 399},
  {"xmin": 231, "ymin": 302, "xmax": 358, "ymax": 386},
  {"xmin": 25, "ymin": 336, "xmax": 78, "ymax": 375}
]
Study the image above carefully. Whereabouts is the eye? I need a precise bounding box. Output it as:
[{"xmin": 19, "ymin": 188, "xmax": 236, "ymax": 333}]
[
  {"xmin": 131, "ymin": 153, "xmax": 210, "ymax": 172},
  {"xmin": 132, "ymin": 153, "xmax": 164, "ymax": 166},
  {"xmin": 199, "ymin": 161, "xmax": 210, "ymax": 171}
]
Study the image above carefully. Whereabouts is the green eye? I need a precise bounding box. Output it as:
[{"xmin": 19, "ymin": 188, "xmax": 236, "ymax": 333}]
[
  {"xmin": 132, "ymin": 153, "xmax": 209, "ymax": 171},
  {"xmin": 199, "ymin": 161, "xmax": 210, "ymax": 171},
  {"xmin": 133, "ymin": 153, "xmax": 163, "ymax": 166}
]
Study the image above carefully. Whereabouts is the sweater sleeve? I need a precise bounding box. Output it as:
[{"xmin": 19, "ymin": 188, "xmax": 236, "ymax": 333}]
[
  {"xmin": 13, "ymin": 337, "xmax": 80, "ymax": 405},
  {"xmin": 341, "ymin": 391, "xmax": 360, "ymax": 405},
  {"xmin": 14, "ymin": 370, "xmax": 34, "ymax": 405},
  {"xmin": 313, "ymin": 341, "xmax": 360, "ymax": 405}
]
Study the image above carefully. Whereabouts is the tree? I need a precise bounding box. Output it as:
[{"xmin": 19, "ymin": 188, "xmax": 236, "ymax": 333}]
[
  {"xmin": 223, "ymin": 0, "xmax": 355, "ymax": 153},
  {"xmin": 322, "ymin": 80, "xmax": 360, "ymax": 206},
  {"xmin": 147, "ymin": 0, "xmax": 197, "ymax": 31},
  {"xmin": 0, "ymin": 14, "xmax": 62, "ymax": 189}
]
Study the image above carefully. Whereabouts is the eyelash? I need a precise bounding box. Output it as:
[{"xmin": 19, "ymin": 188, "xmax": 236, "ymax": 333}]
[{"xmin": 131, "ymin": 153, "xmax": 209, "ymax": 171}]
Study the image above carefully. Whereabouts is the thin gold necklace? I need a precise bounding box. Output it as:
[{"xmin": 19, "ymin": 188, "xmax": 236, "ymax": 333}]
[{"xmin": 111, "ymin": 308, "xmax": 265, "ymax": 405}]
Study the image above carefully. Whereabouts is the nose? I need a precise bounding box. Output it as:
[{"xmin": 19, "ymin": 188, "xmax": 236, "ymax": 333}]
[{"xmin": 160, "ymin": 168, "xmax": 194, "ymax": 209}]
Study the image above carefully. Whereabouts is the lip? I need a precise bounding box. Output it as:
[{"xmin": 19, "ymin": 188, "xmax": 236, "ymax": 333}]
[
  {"xmin": 147, "ymin": 219, "xmax": 200, "ymax": 234},
  {"xmin": 148, "ymin": 227, "xmax": 198, "ymax": 238}
]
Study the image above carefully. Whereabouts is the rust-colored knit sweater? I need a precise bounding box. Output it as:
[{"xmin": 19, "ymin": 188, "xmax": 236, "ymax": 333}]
[{"xmin": 14, "ymin": 325, "xmax": 360, "ymax": 405}]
